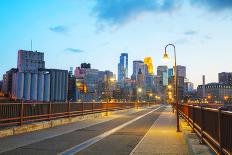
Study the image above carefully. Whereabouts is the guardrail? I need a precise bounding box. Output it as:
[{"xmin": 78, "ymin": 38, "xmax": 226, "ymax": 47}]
[
  {"xmin": 0, "ymin": 102, "xmax": 155, "ymax": 128},
  {"xmin": 179, "ymin": 104, "xmax": 232, "ymax": 155}
]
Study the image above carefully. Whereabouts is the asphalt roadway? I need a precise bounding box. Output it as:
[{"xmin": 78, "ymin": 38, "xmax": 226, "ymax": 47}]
[{"xmin": 1, "ymin": 106, "xmax": 165, "ymax": 155}]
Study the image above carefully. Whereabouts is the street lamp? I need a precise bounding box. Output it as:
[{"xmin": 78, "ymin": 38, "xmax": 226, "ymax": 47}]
[
  {"xmin": 162, "ymin": 43, "xmax": 180, "ymax": 132},
  {"xmin": 137, "ymin": 88, "xmax": 142, "ymax": 102}
]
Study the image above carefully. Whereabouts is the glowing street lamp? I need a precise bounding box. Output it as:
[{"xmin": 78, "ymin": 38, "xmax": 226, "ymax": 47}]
[
  {"xmin": 137, "ymin": 88, "xmax": 142, "ymax": 93},
  {"xmin": 167, "ymin": 84, "xmax": 172, "ymax": 90},
  {"xmin": 137, "ymin": 88, "xmax": 143, "ymax": 102},
  {"xmin": 162, "ymin": 43, "xmax": 180, "ymax": 132}
]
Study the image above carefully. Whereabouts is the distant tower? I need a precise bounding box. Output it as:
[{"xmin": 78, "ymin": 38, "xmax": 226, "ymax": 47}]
[
  {"xmin": 203, "ymin": 75, "xmax": 206, "ymax": 98},
  {"xmin": 144, "ymin": 57, "xmax": 154, "ymax": 75},
  {"xmin": 137, "ymin": 69, "xmax": 144, "ymax": 87},
  {"xmin": 118, "ymin": 53, "xmax": 128, "ymax": 81}
]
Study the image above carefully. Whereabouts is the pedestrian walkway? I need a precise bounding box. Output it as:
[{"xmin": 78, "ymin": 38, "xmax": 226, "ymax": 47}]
[{"xmin": 131, "ymin": 106, "xmax": 189, "ymax": 155}]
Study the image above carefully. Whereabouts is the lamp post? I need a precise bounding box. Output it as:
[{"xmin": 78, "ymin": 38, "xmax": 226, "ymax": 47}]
[{"xmin": 162, "ymin": 43, "xmax": 180, "ymax": 132}]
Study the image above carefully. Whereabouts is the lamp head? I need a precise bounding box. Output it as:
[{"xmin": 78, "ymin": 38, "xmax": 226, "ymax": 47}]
[{"xmin": 162, "ymin": 52, "xmax": 169, "ymax": 62}]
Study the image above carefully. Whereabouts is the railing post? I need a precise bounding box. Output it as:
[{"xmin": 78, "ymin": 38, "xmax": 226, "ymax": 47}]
[
  {"xmin": 20, "ymin": 100, "xmax": 24, "ymax": 126},
  {"xmin": 187, "ymin": 105, "xmax": 190, "ymax": 126},
  {"xmin": 92, "ymin": 102, "xmax": 94, "ymax": 114},
  {"xmin": 192, "ymin": 106, "xmax": 195, "ymax": 133},
  {"xmin": 106, "ymin": 100, "xmax": 108, "ymax": 116},
  {"xmin": 218, "ymin": 108, "xmax": 223, "ymax": 155},
  {"xmin": 82, "ymin": 102, "xmax": 84, "ymax": 116},
  {"xmin": 200, "ymin": 106, "xmax": 204, "ymax": 144}
]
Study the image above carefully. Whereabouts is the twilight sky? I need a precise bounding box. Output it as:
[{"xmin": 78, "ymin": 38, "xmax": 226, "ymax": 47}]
[{"xmin": 1, "ymin": 0, "xmax": 232, "ymax": 87}]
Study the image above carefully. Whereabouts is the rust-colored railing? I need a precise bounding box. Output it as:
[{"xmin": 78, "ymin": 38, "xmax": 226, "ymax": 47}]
[
  {"xmin": 0, "ymin": 102, "xmax": 155, "ymax": 128},
  {"xmin": 179, "ymin": 104, "xmax": 232, "ymax": 155}
]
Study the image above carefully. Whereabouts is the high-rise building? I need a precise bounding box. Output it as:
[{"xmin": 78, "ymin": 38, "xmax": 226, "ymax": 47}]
[
  {"xmin": 157, "ymin": 66, "xmax": 168, "ymax": 86},
  {"xmin": 137, "ymin": 69, "xmax": 144, "ymax": 88},
  {"xmin": 168, "ymin": 68, "xmax": 174, "ymax": 78},
  {"xmin": 219, "ymin": 72, "xmax": 232, "ymax": 85},
  {"xmin": 132, "ymin": 60, "xmax": 145, "ymax": 80},
  {"xmin": 81, "ymin": 63, "xmax": 91, "ymax": 69},
  {"xmin": 144, "ymin": 57, "xmax": 153, "ymax": 75},
  {"xmin": 176, "ymin": 65, "xmax": 186, "ymax": 78},
  {"xmin": 157, "ymin": 66, "xmax": 168, "ymax": 77},
  {"xmin": 118, "ymin": 53, "xmax": 128, "ymax": 81}
]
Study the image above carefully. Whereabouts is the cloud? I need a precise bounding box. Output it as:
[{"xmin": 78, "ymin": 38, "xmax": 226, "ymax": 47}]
[
  {"xmin": 184, "ymin": 30, "xmax": 198, "ymax": 36},
  {"xmin": 204, "ymin": 35, "xmax": 212, "ymax": 40},
  {"xmin": 92, "ymin": 0, "xmax": 182, "ymax": 26},
  {"xmin": 65, "ymin": 48, "xmax": 84, "ymax": 53},
  {"xmin": 49, "ymin": 25, "xmax": 68, "ymax": 33},
  {"xmin": 174, "ymin": 38, "xmax": 189, "ymax": 45},
  {"xmin": 190, "ymin": 0, "xmax": 232, "ymax": 11}
]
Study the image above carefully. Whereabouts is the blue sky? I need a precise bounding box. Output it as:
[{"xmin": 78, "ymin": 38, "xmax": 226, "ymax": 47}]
[{"xmin": 1, "ymin": 0, "xmax": 232, "ymax": 87}]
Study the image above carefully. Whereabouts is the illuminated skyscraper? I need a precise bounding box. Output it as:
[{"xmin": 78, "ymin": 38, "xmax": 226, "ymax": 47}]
[
  {"xmin": 144, "ymin": 57, "xmax": 153, "ymax": 75},
  {"xmin": 118, "ymin": 53, "xmax": 128, "ymax": 81}
]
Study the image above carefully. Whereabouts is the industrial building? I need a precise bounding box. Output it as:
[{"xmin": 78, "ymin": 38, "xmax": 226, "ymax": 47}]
[{"xmin": 2, "ymin": 50, "xmax": 68, "ymax": 102}]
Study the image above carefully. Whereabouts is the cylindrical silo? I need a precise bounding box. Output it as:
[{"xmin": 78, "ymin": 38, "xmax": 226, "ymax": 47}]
[
  {"xmin": 50, "ymin": 70, "xmax": 55, "ymax": 102},
  {"xmin": 58, "ymin": 71, "xmax": 62, "ymax": 101},
  {"xmin": 37, "ymin": 73, "xmax": 44, "ymax": 101},
  {"xmin": 30, "ymin": 73, "xmax": 38, "ymax": 101},
  {"xmin": 17, "ymin": 72, "xmax": 24, "ymax": 99},
  {"xmin": 23, "ymin": 73, "xmax": 31, "ymax": 101},
  {"xmin": 64, "ymin": 71, "xmax": 68, "ymax": 101},
  {"xmin": 44, "ymin": 74, "xmax": 50, "ymax": 102},
  {"xmin": 55, "ymin": 71, "xmax": 59, "ymax": 101},
  {"xmin": 60, "ymin": 71, "xmax": 65, "ymax": 101}
]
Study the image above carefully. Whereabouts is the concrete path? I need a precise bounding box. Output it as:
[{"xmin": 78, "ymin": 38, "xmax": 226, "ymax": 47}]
[
  {"xmin": 0, "ymin": 106, "xmax": 159, "ymax": 154},
  {"xmin": 131, "ymin": 106, "xmax": 189, "ymax": 155}
]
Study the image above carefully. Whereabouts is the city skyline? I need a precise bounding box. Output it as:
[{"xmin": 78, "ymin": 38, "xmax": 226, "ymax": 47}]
[{"xmin": 1, "ymin": 0, "xmax": 232, "ymax": 87}]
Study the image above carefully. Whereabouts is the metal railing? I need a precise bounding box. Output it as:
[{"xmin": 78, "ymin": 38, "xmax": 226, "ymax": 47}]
[
  {"xmin": 0, "ymin": 102, "xmax": 155, "ymax": 128},
  {"xmin": 179, "ymin": 104, "xmax": 232, "ymax": 155}
]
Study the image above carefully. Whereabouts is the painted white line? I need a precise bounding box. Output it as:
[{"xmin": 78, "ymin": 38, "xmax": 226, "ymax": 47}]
[
  {"xmin": 129, "ymin": 105, "xmax": 167, "ymax": 155},
  {"xmin": 58, "ymin": 106, "xmax": 162, "ymax": 155}
]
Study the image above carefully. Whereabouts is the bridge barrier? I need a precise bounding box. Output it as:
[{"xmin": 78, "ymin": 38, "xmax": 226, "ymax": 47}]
[
  {"xmin": 0, "ymin": 102, "xmax": 155, "ymax": 129},
  {"xmin": 179, "ymin": 104, "xmax": 232, "ymax": 155}
]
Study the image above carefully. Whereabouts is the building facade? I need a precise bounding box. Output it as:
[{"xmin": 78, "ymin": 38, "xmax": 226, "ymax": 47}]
[
  {"xmin": 118, "ymin": 53, "xmax": 128, "ymax": 82},
  {"xmin": 197, "ymin": 83, "xmax": 232, "ymax": 101},
  {"xmin": 144, "ymin": 57, "xmax": 153, "ymax": 75},
  {"xmin": 219, "ymin": 72, "xmax": 232, "ymax": 85}
]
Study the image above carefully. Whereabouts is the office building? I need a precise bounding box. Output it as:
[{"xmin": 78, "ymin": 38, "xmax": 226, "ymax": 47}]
[
  {"xmin": 197, "ymin": 83, "xmax": 232, "ymax": 101},
  {"xmin": 118, "ymin": 53, "xmax": 128, "ymax": 82},
  {"xmin": 144, "ymin": 57, "xmax": 153, "ymax": 75},
  {"xmin": 157, "ymin": 66, "xmax": 168, "ymax": 86},
  {"xmin": 132, "ymin": 60, "xmax": 145, "ymax": 80},
  {"xmin": 168, "ymin": 68, "xmax": 174, "ymax": 78},
  {"xmin": 176, "ymin": 65, "xmax": 186, "ymax": 78},
  {"xmin": 219, "ymin": 72, "xmax": 232, "ymax": 85}
]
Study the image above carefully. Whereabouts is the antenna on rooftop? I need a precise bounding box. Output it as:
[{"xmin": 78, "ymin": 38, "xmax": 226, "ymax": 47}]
[{"xmin": 31, "ymin": 40, "xmax": 33, "ymax": 51}]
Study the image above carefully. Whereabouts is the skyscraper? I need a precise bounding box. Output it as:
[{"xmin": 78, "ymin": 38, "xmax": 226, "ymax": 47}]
[
  {"xmin": 144, "ymin": 57, "xmax": 154, "ymax": 75},
  {"xmin": 157, "ymin": 66, "xmax": 168, "ymax": 86},
  {"xmin": 132, "ymin": 60, "xmax": 145, "ymax": 80},
  {"xmin": 118, "ymin": 53, "xmax": 128, "ymax": 82},
  {"xmin": 176, "ymin": 65, "xmax": 186, "ymax": 78}
]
